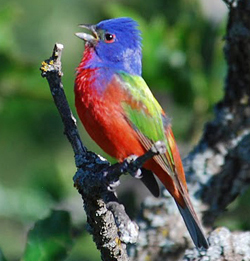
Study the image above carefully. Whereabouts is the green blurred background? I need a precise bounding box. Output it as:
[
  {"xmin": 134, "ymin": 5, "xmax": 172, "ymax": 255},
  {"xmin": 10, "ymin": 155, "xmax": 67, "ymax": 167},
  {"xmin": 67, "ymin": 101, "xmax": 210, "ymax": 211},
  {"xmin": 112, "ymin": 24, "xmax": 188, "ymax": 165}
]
[{"xmin": 1, "ymin": 0, "xmax": 248, "ymax": 260}]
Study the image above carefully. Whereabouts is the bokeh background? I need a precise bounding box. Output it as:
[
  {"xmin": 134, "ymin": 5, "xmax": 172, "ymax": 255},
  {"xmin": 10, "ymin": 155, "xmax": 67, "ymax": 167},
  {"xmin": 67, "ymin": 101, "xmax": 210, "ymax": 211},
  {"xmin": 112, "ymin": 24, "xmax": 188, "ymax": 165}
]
[{"xmin": 1, "ymin": 0, "xmax": 249, "ymax": 260}]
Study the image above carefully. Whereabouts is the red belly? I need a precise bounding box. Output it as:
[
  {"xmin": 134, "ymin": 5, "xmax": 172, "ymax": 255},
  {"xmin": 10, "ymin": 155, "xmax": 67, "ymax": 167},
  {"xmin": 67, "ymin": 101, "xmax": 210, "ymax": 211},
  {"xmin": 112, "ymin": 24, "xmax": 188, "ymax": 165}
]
[{"xmin": 75, "ymin": 90, "xmax": 145, "ymax": 161}]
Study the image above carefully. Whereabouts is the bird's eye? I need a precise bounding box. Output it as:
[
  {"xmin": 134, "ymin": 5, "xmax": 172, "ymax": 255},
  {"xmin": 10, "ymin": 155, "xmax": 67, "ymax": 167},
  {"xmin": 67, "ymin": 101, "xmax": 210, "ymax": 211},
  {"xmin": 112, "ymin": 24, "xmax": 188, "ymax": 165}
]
[{"xmin": 104, "ymin": 33, "xmax": 115, "ymax": 43}]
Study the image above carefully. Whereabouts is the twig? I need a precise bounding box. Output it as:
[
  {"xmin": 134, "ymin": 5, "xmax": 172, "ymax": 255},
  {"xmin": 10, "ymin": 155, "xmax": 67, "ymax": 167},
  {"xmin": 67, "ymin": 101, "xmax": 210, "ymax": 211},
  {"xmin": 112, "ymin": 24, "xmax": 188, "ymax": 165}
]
[
  {"xmin": 41, "ymin": 43, "xmax": 129, "ymax": 261},
  {"xmin": 40, "ymin": 44, "xmax": 86, "ymax": 167}
]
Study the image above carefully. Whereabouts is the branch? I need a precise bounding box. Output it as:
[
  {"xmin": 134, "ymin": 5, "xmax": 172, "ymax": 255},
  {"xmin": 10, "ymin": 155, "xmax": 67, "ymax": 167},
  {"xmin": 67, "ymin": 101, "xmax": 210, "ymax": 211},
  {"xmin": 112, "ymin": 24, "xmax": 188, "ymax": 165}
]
[
  {"xmin": 41, "ymin": 44, "xmax": 131, "ymax": 261},
  {"xmin": 41, "ymin": 44, "xmax": 86, "ymax": 166}
]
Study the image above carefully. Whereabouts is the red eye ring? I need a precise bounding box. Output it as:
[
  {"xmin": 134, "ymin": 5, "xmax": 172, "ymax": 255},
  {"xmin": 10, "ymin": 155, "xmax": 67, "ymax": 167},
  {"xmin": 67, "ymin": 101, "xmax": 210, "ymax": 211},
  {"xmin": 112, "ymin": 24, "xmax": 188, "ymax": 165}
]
[{"xmin": 104, "ymin": 33, "xmax": 116, "ymax": 43}]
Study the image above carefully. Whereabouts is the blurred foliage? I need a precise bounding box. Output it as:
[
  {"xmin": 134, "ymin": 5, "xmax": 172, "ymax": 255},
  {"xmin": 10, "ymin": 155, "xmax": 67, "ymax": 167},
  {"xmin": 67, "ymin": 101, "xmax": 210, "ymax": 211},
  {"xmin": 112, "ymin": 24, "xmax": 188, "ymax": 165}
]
[
  {"xmin": 0, "ymin": 0, "xmax": 245, "ymax": 260},
  {"xmin": 22, "ymin": 210, "xmax": 72, "ymax": 261},
  {"xmin": 0, "ymin": 249, "xmax": 7, "ymax": 261}
]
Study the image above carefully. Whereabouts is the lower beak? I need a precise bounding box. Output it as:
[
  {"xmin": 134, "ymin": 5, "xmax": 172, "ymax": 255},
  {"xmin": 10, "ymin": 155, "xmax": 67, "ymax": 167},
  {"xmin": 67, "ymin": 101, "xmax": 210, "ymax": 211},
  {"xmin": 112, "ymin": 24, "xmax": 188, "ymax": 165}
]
[{"xmin": 75, "ymin": 24, "xmax": 98, "ymax": 44}]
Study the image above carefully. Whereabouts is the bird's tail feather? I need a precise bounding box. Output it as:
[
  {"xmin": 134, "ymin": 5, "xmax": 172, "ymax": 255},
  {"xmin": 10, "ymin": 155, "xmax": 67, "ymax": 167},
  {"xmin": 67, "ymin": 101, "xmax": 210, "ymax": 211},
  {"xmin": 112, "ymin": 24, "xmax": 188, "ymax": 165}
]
[
  {"xmin": 140, "ymin": 168, "xmax": 160, "ymax": 198},
  {"xmin": 176, "ymin": 200, "xmax": 209, "ymax": 249}
]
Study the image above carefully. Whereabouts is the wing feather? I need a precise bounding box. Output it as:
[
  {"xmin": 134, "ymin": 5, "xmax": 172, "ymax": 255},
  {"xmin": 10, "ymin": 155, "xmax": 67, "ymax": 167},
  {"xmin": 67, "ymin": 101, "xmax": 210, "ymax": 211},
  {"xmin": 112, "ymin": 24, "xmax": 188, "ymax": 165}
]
[{"xmin": 116, "ymin": 72, "xmax": 177, "ymax": 179}]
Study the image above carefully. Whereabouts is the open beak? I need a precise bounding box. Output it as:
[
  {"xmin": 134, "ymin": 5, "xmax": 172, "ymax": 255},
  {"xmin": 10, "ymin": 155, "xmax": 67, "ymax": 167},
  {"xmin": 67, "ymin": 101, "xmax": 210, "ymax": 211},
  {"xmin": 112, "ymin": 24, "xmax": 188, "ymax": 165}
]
[{"xmin": 75, "ymin": 24, "xmax": 99, "ymax": 45}]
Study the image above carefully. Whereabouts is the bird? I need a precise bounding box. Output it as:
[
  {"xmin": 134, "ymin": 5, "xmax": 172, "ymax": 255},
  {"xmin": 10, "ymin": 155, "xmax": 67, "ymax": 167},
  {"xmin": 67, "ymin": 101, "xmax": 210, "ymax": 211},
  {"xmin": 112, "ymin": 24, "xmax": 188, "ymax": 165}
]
[{"xmin": 74, "ymin": 17, "xmax": 208, "ymax": 249}]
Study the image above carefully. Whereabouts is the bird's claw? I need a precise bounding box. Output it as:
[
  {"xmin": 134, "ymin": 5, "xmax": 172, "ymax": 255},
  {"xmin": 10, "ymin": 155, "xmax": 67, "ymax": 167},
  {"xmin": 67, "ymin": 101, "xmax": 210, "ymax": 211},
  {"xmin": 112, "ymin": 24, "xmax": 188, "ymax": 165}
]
[
  {"xmin": 151, "ymin": 141, "xmax": 166, "ymax": 155},
  {"xmin": 131, "ymin": 169, "xmax": 143, "ymax": 179},
  {"xmin": 125, "ymin": 155, "xmax": 143, "ymax": 179},
  {"xmin": 107, "ymin": 179, "xmax": 121, "ymax": 192},
  {"xmin": 126, "ymin": 155, "xmax": 138, "ymax": 163}
]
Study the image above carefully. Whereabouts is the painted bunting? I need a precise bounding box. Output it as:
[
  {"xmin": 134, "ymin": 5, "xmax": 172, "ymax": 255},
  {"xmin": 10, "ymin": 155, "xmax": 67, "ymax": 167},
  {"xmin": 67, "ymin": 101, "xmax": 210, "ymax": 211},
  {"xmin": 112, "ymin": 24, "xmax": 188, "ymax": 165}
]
[{"xmin": 74, "ymin": 17, "xmax": 208, "ymax": 249}]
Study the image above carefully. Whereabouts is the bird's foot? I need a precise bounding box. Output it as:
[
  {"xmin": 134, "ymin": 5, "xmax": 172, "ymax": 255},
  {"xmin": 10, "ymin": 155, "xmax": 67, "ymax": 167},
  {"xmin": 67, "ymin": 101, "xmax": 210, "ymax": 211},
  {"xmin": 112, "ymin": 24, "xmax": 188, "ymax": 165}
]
[
  {"xmin": 107, "ymin": 179, "xmax": 121, "ymax": 192},
  {"xmin": 102, "ymin": 140, "xmax": 166, "ymax": 191},
  {"xmin": 151, "ymin": 141, "xmax": 166, "ymax": 155},
  {"xmin": 103, "ymin": 168, "xmax": 121, "ymax": 192},
  {"xmin": 125, "ymin": 155, "xmax": 143, "ymax": 179},
  {"xmin": 130, "ymin": 168, "xmax": 142, "ymax": 179}
]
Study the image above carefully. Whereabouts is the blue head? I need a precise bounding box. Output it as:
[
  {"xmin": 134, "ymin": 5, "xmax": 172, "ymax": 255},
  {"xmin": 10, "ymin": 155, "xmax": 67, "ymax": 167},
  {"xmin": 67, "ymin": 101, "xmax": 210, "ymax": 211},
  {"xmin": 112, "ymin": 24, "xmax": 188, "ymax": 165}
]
[{"xmin": 76, "ymin": 17, "xmax": 142, "ymax": 75}]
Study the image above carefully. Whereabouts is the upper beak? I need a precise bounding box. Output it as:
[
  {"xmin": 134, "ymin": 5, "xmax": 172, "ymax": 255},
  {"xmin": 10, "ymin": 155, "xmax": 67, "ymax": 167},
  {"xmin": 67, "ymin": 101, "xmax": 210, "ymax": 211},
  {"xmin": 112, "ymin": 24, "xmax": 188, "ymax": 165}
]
[{"xmin": 75, "ymin": 24, "xmax": 99, "ymax": 44}]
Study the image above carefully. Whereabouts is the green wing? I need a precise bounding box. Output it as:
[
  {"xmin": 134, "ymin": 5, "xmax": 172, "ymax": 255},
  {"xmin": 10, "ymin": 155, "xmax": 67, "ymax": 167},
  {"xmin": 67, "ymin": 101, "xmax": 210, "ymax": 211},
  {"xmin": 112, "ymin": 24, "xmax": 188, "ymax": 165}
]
[{"xmin": 116, "ymin": 72, "xmax": 174, "ymax": 169}]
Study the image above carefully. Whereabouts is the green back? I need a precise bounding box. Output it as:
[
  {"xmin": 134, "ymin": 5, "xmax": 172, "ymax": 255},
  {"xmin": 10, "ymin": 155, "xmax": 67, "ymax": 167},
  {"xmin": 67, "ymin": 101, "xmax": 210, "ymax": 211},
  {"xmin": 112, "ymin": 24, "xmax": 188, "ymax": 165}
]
[{"xmin": 118, "ymin": 72, "xmax": 165, "ymax": 142}]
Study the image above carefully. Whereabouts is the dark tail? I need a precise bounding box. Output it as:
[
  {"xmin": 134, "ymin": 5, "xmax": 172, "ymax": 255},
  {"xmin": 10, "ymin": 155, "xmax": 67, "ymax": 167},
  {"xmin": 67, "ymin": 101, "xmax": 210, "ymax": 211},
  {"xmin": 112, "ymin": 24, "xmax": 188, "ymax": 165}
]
[
  {"xmin": 176, "ymin": 201, "xmax": 209, "ymax": 249},
  {"xmin": 140, "ymin": 168, "xmax": 160, "ymax": 197}
]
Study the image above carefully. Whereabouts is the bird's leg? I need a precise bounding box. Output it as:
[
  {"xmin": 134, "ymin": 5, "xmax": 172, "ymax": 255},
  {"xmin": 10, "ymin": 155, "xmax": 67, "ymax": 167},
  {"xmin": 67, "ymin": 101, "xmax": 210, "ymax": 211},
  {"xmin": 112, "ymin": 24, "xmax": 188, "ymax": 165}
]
[
  {"xmin": 125, "ymin": 155, "xmax": 143, "ymax": 179},
  {"xmin": 103, "ymin": 163, "xmax": 122, "ymax": 192},
  {"xmin": 125, "ymin": 140, "xmax": 166, "ymax": 178},
  {"xmin": 102, "ymin": 140, "xmax": 166, "ymax": 190}
]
